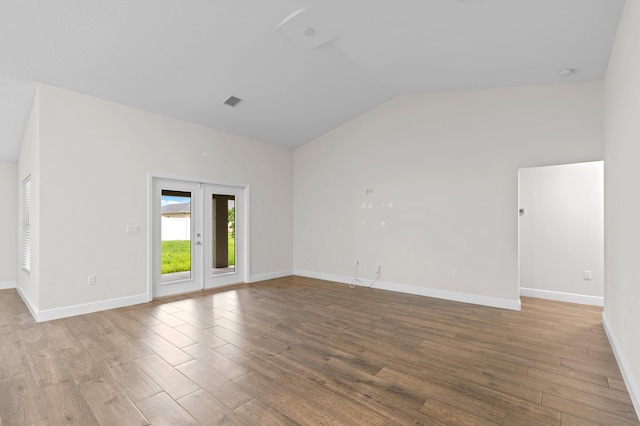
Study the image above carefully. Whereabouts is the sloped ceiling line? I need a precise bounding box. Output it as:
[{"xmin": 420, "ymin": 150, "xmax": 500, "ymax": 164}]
[{"xmin": 0, "ymin": 0, "xmax": 626, "ymax": 163}]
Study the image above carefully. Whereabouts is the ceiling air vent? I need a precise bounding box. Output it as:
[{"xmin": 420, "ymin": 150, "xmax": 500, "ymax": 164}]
[{"xmin": 224, "ymin": 96, "xmax": 242, "ymax": 107}]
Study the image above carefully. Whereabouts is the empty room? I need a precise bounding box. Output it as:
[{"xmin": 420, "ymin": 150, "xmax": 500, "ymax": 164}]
[{"xmin": 1, "ymin": 1, "xmax": 640, "ymax": 425}]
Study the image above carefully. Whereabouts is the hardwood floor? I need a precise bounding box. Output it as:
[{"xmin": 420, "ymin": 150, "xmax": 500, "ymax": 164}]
[{"xmin": 0, "ymin": 276, "xmax": 638, "ymax": 425}]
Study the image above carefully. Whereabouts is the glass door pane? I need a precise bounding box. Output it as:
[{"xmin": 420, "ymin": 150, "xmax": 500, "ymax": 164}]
[
  {"xmin": 161, "ymin": 190, "xmax": 192, "ymax": 282},
  {"xmin": 211, "ymin": 194, "xmax": 235, "ymax": 276},
  {"xmin": 203, "ymin": 184, "xmax": 243, "ymax": 289}
]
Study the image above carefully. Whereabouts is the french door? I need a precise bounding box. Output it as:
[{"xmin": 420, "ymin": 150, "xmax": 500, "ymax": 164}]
[{"xmin": 151, "ymin": 177, "xmax": 246, "ymax": 298}]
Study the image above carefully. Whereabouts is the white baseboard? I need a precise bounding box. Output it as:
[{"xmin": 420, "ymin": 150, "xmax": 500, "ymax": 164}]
[
  {"xmin": 520, "ymin": 287, "xmax": 604, "ymax": 306},
  {"xmin": 602, "ymin": 312, "xmax": 640, "ymax": 421},
  {"xmin": 293, "ymin": 270, "xmax": 352, "ymax": 286},
  {"xmin": 16, "ymin": 288, "xmax": 150, "ymax": 323},
  {"xmin": 293, "ymin": 269, "xmax": 521, "ymax": 311},
  {"xmin": 0, "ymin": 280, "xmax": 16, "ymax": 290},
  {"xmin": 16, "ymin": 285, "xmax": 39, "ymax": 320},
  {"xmin": 250, "ymin": 269, "xmax": 293, "ymax": 283}
]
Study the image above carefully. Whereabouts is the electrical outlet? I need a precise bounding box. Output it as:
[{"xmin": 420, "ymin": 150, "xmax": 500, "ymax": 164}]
[
  {"xmin": 583, "ymin": 271, "xmax": 592, "ymax": 281},
  {"xmin": 356, "ymin": 259, "xmax": 360, "ymax": 265},
  {"xmin": 376, "ymin": 263, "xmax": 381, "ymax": 274},
  {"xmin": 453, "ymin": 268, "xmax": 460, "ymax": 278},
  {"xmin": 88, "ymin": 275, "xmax": 96, "ymax": 286}
]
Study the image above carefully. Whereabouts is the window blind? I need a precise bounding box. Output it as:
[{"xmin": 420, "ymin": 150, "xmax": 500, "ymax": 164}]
[{"xmin": 23, "ymin": 176, "xmax": 31, "ymax": 271}]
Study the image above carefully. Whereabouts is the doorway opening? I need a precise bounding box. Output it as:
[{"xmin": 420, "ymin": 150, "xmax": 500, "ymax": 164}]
[{"xmin": 517, "ymin": 161, "xmax": 604, "ymax": 306}]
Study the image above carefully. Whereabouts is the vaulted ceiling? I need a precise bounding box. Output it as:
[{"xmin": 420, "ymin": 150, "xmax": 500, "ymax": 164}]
[{"xmin": 0, "ymin": 0, "xmax": 626, "ymax": 162}]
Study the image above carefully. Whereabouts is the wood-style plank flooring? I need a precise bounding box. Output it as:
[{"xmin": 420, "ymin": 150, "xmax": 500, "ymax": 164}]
[{"xmin": 0, "ymin": 276, "xmax": 638, "ymax": 425}]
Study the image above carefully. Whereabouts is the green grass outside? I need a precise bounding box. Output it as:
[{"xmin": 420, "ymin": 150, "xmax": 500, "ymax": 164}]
[
  {"xmin": 228, "ymin": 236, "xmax": 235, "ymax": 266},
  {"xmin": 161, "ymin": 234, "xmax": 235, "ymax": 274}
]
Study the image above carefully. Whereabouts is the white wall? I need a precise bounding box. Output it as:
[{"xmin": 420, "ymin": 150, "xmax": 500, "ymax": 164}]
[
  {"xmin": 604, "ymin": 0, "xmax": 640, "ymax": 417},
  {"xmin": 294, "ymin": 82, "xmax": 603, "ymax": 309},
  {"xmin": 29, "ymin": 83, "xmax": 292, "ymax": 313},
  {"xmin": 17, "ymin": 90, "xmax": 40, "ymax": 308},
  {"xmin": 0, "ymin": 162, "xmax": 18, "ymax": 287},
  {"xmin": 519, "ymin": 162, "xmax": 604, "ymax": 304}
]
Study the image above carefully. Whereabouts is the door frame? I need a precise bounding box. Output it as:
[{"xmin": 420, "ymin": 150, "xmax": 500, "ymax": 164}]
[
  {"xmin": 517, "ymin": 161, "xmax": 604, "ymax": 306},
  {"xmin": 147, "ymin": 173, "xmax": 250, "ymax": 300}
]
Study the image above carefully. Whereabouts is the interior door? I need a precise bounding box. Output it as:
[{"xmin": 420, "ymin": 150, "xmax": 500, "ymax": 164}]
[{"xmin": 152, "ymin": 179, "xmax": 203, "ymax": 297}]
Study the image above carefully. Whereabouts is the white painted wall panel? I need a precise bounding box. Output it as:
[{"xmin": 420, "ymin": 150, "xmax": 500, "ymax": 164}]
[
  {"xmin": 0, "ymin": 162, "xmax": 17, "ymax": 284},
  {"xmin": 604, "ymin": 0, "xmax": 640, "ymax": 416},
  {"xmin": 34, "ymin": 84, "xmax": 293, "ymax": 311},
  {"xmin": 294, "ymin": 82, "xmax": 603, "ymax": 304}
]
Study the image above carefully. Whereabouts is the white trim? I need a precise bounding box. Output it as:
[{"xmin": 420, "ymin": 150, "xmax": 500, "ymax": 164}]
[
  {"xmin": 17, "ymin": 290, "xmax": 149, "ymax": 323},
  {"xmin": 15, "ymin": 285, "xmax": 38, "ymax": 320},
  {"xmin": 294, "ymin": 270, "xmax": 521, "ymax": 311},
  {"xmin": 250, "ymin": 270, "xmax": 293, "ymax": 283},
  {"xmin": 146, "ymin": 173, "xmax": 153, "ymax": 302},
  {"xmin": 520, "ymin": 287, "xmax": 604, "ymax": 306},
  {"xmin": 293, "ymin": 270, "xmax": 352, "ymax": 286},
  {"xmin": 148, "ymin": 172, "xmax": 250, "ymax": 190},
  {"xmin": 602, "ymin": 312, "xmax": 640, "ymax": 421},
  {"xmin": 0, "ymin": 281, "xmax": 16, "ymax": 290},
  {"xmin": 242, "ymin": 186, "xmax": 251, "ymax": 284}
]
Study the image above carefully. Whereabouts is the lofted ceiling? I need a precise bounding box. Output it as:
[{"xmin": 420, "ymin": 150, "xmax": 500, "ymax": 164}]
[{"xmin": 0, "ymin": 0, "xmax": 625, "ymax": 162}]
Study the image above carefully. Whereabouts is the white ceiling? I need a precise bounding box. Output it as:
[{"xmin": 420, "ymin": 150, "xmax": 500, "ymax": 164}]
[{"xmin": 0, "ymin": 0, "xmax": 625, "ymax": 163}]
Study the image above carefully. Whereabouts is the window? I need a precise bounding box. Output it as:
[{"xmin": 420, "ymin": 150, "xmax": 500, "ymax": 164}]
[{"xmin": 23, "ymin": 176, "xmax": 31, "ymax": 271}]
